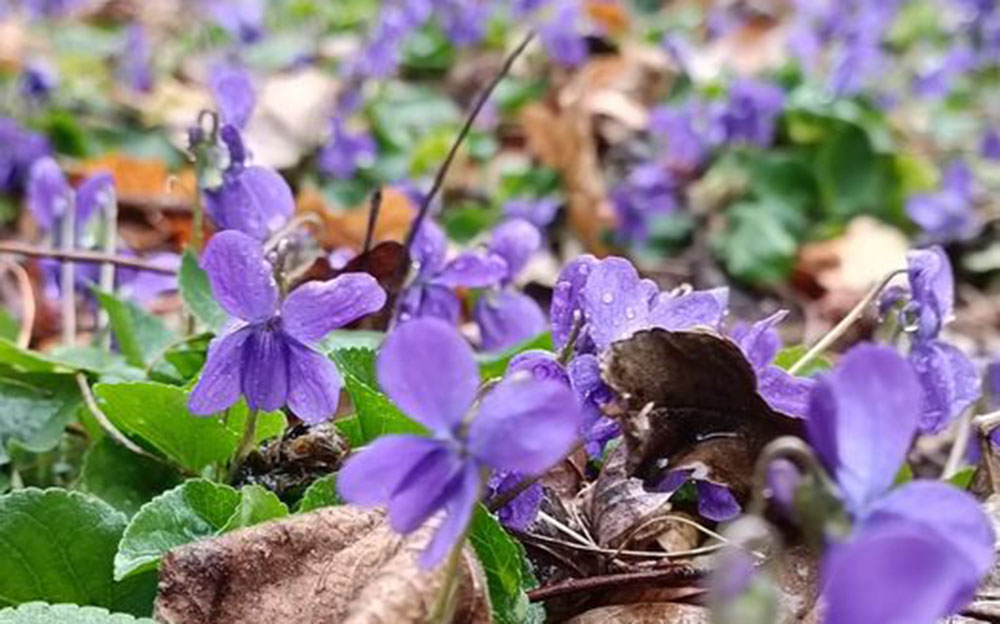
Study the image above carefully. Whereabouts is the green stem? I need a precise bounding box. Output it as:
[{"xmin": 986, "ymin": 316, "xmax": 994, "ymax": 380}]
[
  {"xmin": 428, "ymin": 529, "xmax": 468, "ymax": 624},
  {"xmin": 228, "ymin": 409, "xmax": 258, "ymax": 483}
]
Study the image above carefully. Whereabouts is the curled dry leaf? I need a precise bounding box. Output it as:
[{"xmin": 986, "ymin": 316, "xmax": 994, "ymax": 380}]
[
  {"xmin": 588, "ymin": 445, "xmax": 674, "ymax": 549},
  {"xmin": 566, "ymin": 602, "xmax": 711, "ymax": 624},
  {"xmin": 155, "ymin": 506, "xmax": 491, "ymax": 624},
  {"xmin": 601, "ymin": 328, "xmax": 803, "ymax": 504}
]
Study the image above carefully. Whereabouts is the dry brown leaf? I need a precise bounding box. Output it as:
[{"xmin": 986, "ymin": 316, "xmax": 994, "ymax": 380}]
[
  {"xmin": 566, "ymin": 602, "xmax": 711, "ymax": 624},
  {"xmin": 155, "ymin": 506, "xmax": 491, "ymax": 624},
  {"xmin": 77, "ymin": 154, "xmax": 196, "ymax": 201},
  {"xmin": 588, "ymin": 445, "xmax": 674, "ymax": 549},
  {"xmin": 305, "ymin": 186, "xmax": 416, "ymax": 251},
  {"xmin": 585, "ymin": 0, "xmax": 631, "ymax": 35}
]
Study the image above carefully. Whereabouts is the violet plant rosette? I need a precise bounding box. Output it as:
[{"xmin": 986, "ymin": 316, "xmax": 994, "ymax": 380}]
[
  {"xmin": 188, "ymin": 230, "xmax": 387, "ymax": 423},
  {"xmin": 338, "ymin": 318, "xmax": 582, "ymax": 567},
  {"xmin": 804, "ymin": 344, "xmax": 994, "ymax": 624}
]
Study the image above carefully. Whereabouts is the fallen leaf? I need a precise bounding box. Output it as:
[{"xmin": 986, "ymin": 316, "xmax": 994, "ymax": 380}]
[
  {"xmin": 312, "ymin": 186, "xmax": 416, "ymax": 251},
  {"xmin": 588, "ymin": 445, "xmax": 674, "ymax": 549},
  {"xmin": 155, "ymin": 506, "xmax": 491, "ymax": 624},
  {"xmin": 566, "ymin": 602, "xmax": 711, "ymax": 623},
  {"xmin": 601, "ymin": 329, "xmax": 804, "ymax": 505}
]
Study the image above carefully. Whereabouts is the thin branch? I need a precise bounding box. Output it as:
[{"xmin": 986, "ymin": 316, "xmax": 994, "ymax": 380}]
[
  {"xmin": 59, "ymin": 201, "xmax": 76, "ymax": 345},
  {"xmin": 526, "ymin": 566, "xmax": 706, "ymax": 603},
  {"xmin": 0, "ymin": 261, "xmax": 35, "ymax": 348},
  {"xmin": 117, "ymin": 193, "xmax": 193, "ymax": 214},
  {"xmin": 0, "ymin": 242, "xmax": 178, "ymax": 275},
  {"xmin": 362, "ymin": 188, "xmax": 383, "ymax": 256},
  {"xmin": 788, "ymin": 269, "xmax": 905, "ymax": 375},
  {"xmin": 401, "ymin": 31, "xmax": 535, "ymax": 258},
  {"xmin": 515, "ymin": 529, "xmax": 724, "ymax": 560}
]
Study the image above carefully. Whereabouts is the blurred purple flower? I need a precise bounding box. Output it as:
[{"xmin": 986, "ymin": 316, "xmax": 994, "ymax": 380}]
[
  {"xmin": 983, "ymin": 129, "xmax": 1000, "ymax": 161},
  {"xmin": 649, "ymin": 102, "xmax": 715, "ymax": 176},
  {"xmin": 19, "ymin": 59, "xmax": 58, "ymax": 102},
  {"xmin": 437, "ymin": 0, "xmax": 491, "ymax": 46},
  {"xmin": 580, "ymin": 257, "xmax": 728, "ymax": 352},
  {"xmin": 27, "ymin": 156, "xmax": 72, "ymax": 231},
  {"xmin": 0, "ymin": 118, "xmax": 50, "ymax": 193},
  {"xmin": 567, "ymin": 353, "xmax": 620, "ymax": 457},
  {"xmin": 206, "ymin": 0, "xmax": 265, "ymax": 44},
  {"xmin": 654, "ymin": 467, "xmax": 741, "ymax": 521},
  {"xmin": 396, "ymin": 220, "xmax": 507, "ymax": 324},
  {"xmin": 538, "ymin": 0, "xmax": 588, "ymax": 67},
  {"xmin": 120, "ymin": 24, "xmax": 154, "ymax": 93},
  {"xmin": 730, "ymin": 311, "xmax": 814, "ymax": 418},
  {"xmin": 319, "ymin": 119, "xmax": 376, "ymax": 180},
  {"xmin": 718, "ymin": 79, "xmax": 785, "ymax": 148},
  {"xmin": 906, "ymin": 161, "xmax": 979, "ymax": 243},
  {"xmin": 487, "ymin": 470, "xmax": 543, "ymax": 531},
  {"xmin": 22, "ymin": 0, "xmax": 83, "ymax": 18},
  {"xmin": 904, "ymin": 246, "xmax": 954, "ymax": 342},
  {"xmin": 502, "ymin": 198, "xmax": 559, "ymax": 229},
  {"xmin": 338, "ymin": 319, "xmax": 582, "ymax": 567},
  {"xmin": 914, "ymin": 44, "xmax": 976, "ymax": 99},
  {"xmin": 189, "ymin": 231, "xmax": 386, "ymax": 422},
  {"xmin": 209, "ymin": 62, "xmax": 256, "ymax": 130},
  {"xmin": 611, "ymin": 163, "xmax": 678, "ymax": 244}
]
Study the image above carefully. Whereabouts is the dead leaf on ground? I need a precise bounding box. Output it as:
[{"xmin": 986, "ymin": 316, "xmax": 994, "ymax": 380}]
[
  {"xmin": 601, "ymin": 329, "xmax": 804, "ymax": 506},
  {"xmin": 155, "ymin": 506, "xmax": 491, "ymax": 624},
  {"xmin": 566, "ymin": 602, "xmax": 711, "ymax": 624},
  {"xmin": 307, "ymin": 186, "xmax": 416, "ymax": 251},
  {"xmin": 588, "ymin": 445, "xmax": 675, "ymax": 549}
]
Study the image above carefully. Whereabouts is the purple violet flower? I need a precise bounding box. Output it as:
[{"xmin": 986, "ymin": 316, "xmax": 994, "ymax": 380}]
[
  {"xmin": 538, "ymin": 0, "xmax": 588, "ymax": 67},
  {"xmin": 474, "ymin": 219, "xmax": 547, "ymax": 352},
  {"xmin": 19, "ymin": 58, "xmax": 58, "ymax": 102},
  {"xmin": 730, "ymin": 311, "xmax": 815, "ymax": 418},
  {"xmin": 319, "ymin": 118, "xmax": 377, "ymax": 180},
  {"xmin": 580, "ymin": 257, "xmax": 729, "ymax": 352},
  {"xmin": 120, "ymin": 23, "xmax": 154, "ymax": 93},
  {"xmin": 27, "ymin": 156, "xmax": 72, "ymax": 231},
  {"xmin": 396, "ymin": 220, "xmax": 507, "ymax": 324},
  {"xmin": 189, "ymin": 231, "xmax": 386, "ymax": 422},
  {"xmin": 502, "ymin": 198, "xmax": 559, "ymax": 230},
  {"xmin": 655, "ymin": 467, "xmax": 742, "ymax": 522},
  {"xmin": 718, "ymin": 79, "xmax": 785, "ymax": 148},
  {"xmin": 338, "ymin": 319, "xmax": 582, "ymax": 567},
  {"xmin": 611, "ymin": 163, "xmax": 678, "ymax": 244},
  {"xmin": 906, "ymin": 161, "xmax": 979, "ymax": 243},
  {"xmin": 983, "ymin": 129, "xmax": 1000, "ymax": 161},
  {"xmin": 206, "ymin": 0, "xmax": 265, "ymax": 44},
  {"xmin": 209, "ymin": 62, "xmax": 256, "ymax": 130},
  {"xmin": 808, "ymin": 344, "xmax": 994, "ymax": 624},
  {"xmin": 202, "ymin": 127, "xmax": 295, "ymax": 241},
  {"xmin": 550, "ymin": 254, "xmax": 599, "ymax": 352},
  {"xmin": 0, "ymin": 118, "xmax": 50, "ymax": 193}
]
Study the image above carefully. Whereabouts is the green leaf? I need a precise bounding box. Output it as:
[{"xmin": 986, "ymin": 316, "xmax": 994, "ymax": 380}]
[
  {"xmin": 296, "ymin": 474, "xmax": 341, "ymax": 513},
  {"xmin": 79, "ymin": 438, "xmax": 183, "ymax": 517},
  {"xmin": 468, "ymin": 506, "xmax": 544, "ymax": 624},
  {"xmin": 477, "ymin": 333, "xmax": 554, "ymax": 381},
  {"xmin": 114, "ymin": 479, "xmax": 240, "ymax": 580},
  {"xmin": 93, "ymin": 291, "xmax": 176, "ymax": 369},
  {"xmin": 178, "ymin": 250, "xmax": 227, "ymax": 332},
  {"xmin": 814, "ymin": 123, "xmax": 901, "ymax": 224},
  {"xmin": 0, "ymin": 338, "xmax": 133, "ymax": 376},
  {"xmin": 0, "ymin": 371, "xmax": 81, "ymax": 464},
  {"xmin": 319, "ymin": 330, "xmax": 384, "ymax": 353},
  {"xmin": 773, "ymin": 346, "xmax": 832, "ymax": 376},
  {"xmin": 333, "ymin": 416, "xmax": 364, "ymax": 448},
  {"xmin": 712, "ymin": 200, "xmax": 798, "ymax": 285},
  {"xmin": 94, "ymin": 382, "xmax": 285, "ymax": 473},
  {"xmin": 331, "ymin": 349, "xmax": 426, "ymax": 444},
  {"xmin": 893, "ymin": 463, "xmax": 914, "ymax": 486},
  {"xmin": 0, "ymin": 309, "xmax": 19, "ymax": 342},
  {"xmin": 219, "ymin": 485, "xmax": 289, "ymax": 531},
  {"xmin": 0, "ymin": 602, "xmax": 155, "ymax": 623},
  {"xmin": 114, "ymin": 480, "xmax": 289, "ymax": 580},
  {"xmin": 947, "ymin": 466, "xmax": 975, "ymax": 490},
  {"xmin": 0, "ymin": 489, "xmax": 151, "ymax": 612}
]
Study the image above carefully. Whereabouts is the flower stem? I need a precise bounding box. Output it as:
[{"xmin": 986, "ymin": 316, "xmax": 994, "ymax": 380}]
[
  {"xmin": 98, "ymin": 186, "xmax": 118, "ymax": 350},
  {"xmin": 428, "ymin": 530, "xmax": 467, "ymax": 624},
  {"xmin": 59, "ymin": 198, "xmax": 76, "ymax": 346},
  {"xmin": 788, "ymin": 269, "xmax": 905, "ymax": 375},
  {"xmin": 228, "ymin": 409, "xmax": 258, "ymax": 483}
]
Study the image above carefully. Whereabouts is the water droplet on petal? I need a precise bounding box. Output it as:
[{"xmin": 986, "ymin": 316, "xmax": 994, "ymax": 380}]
[
  {"xmin": 625, "ymin": 307, "xmax": 636, "ymax": 319},
  {"xmin": 602, "ymin": 292, "xmax": 614, "ymax": 304}
]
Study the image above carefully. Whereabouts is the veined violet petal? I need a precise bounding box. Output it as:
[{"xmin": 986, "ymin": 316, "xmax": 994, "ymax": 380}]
[
  {"xmin": 241, "ymin": 326, "xmax": 289, "ymax": 412},
  {"xmin": 649, "ymin": 287, "xmax": 729, "ymax": 332},
  {"xmin": 338, "ymin": 435, "xmax": 444, "ymax": 506},
  {"xmin": 188, "ymin": 327, "xmax": 252, "ymax": 415},
  {"xmin": 474, "ymin": 290, "xmax": 547, "ymax": 353},
  {"xmin": 286, "ymin": 340, "xmax": 342, "ymax": 424},
  {"xmin": 581, "ymin": 257, "xmax": 652, "ymax": 351},
  {"xmin": 909, "ymin": 339, "xmax": 981, "ymax": 434},
  {"xmin": 420, "ymin": 462, "xmax": 482, "ymax": 569},
  {"xmin": 434, "ymin": 252, "xmax": 507, "ymax": 289},
  {"xmin": 282, "ymin": 273, "xmax": 386, "ymax": 344},
  {"xmin": 200, "ymin": 230, "xmax": 278, "ymax": 322}
]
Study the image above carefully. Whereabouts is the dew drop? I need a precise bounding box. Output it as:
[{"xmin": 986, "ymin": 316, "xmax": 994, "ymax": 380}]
[
  {"xmin": 601, "ymin": 292, "xmax": 614, "ymax": 304},
  {"xmin": 625, "ymin": 307, "xmax": 636, "ymax": 319}
]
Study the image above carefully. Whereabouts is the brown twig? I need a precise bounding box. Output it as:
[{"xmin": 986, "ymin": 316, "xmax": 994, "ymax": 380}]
[
  {"xmin": 117, "ymin": 193, "xmax": 193, "ymax": 213},
  {"xmin": 486, "ymin": 440, "xmax": 583, "ymax": 512},
  {"xmin": 961, "ymin": 605, "xmax": 1000, "ymax": 623},
  {"xmin": 526, "ymin": 566, "xmax": 706, "ymax": 603},
  {"xmin": 362, "ymin": 189, "xmax": 383, "ymax": 256},
  {"xmin": 0, "ymin": 242, "xmax": 178, "ymax": 275},
  {"xmin": 0, "ymin": 261, "xmax": 36, "ymax": 348},
  {"xmin": 401, "ymin": 31, "xmax": 535, "ymax": 258}
]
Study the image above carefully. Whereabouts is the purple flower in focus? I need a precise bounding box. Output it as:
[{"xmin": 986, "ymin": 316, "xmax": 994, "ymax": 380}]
[
  {"xmin": 474, "ymin": 219, "xmax": 546, "ymax": 352},
  {"xmin": 580, "ymin": 257, "xmax": 729, "ymax": 352},
  {"xmin": 338, "ymin": 319, "xmax": 582, "ymax": 567},
  {"xmin": 319, "ymin": 119, "xmax": 376, "ymax": 180},
  {"xmin": 396, "ymin": 220, "xmax": 507, "ymax": 324},
  {"xmin": 567, "ymin": 353, "xmax": 619, "ymax": 457},
  {"xmin": 718, "ymin": 79, "xmax": 785, "ymax": 148},
  {"xmin": 120, "ymin": 24, "xmax": 154, "ymax": 93},
  {"xmin": 902, "ymin": 246, "xmax": 954, "ymax": 342},
  {"xmin": 189, "ymin": 231, "xmax": 386, "ymax": 422},
  {"xmin": 730, "ymin": 311, "xmax": 815, "ymax": 418},
  {"xmin": 550, "ymin": 254, "xmax": 599, "ymax": 352},
  {"xmin": 655, "ymin": 467, "xmax": 742, "ymax": 521},
  {"xmin": 202, "ymin": 127, "xmax": 295, "ymax": 240},
  {"xmin": 210, "ymin": 62, "xmax": 256, "ymax": 130},
  {"xmin": 807, "ymin": 344, "xmax": 994, "ymax": 624},
  {"xmin": 487, "ymin": 471, "xmax": 543, "ymax": 531},
  {"xmin": 206, "ymin": 0, "xmax": 265, "ymax": 44}
]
